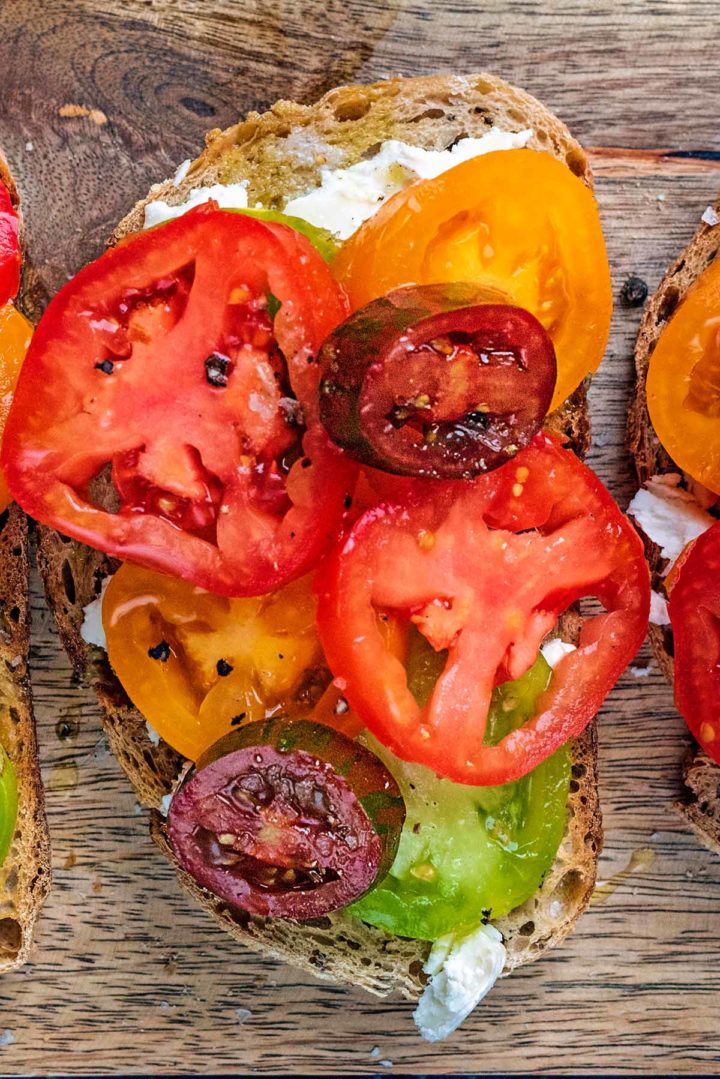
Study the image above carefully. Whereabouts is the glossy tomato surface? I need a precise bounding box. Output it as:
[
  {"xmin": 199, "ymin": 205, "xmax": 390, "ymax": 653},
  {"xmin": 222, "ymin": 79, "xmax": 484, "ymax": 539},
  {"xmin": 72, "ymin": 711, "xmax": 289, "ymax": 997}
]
[
  {"xmin": 0, "ymin": 743, "xmax": 17, "ymax": 868},
  {"xmin": 317, "ymin": 433, "xmax": 649, "ymax": 785},
  {"xmin": 319, "ymin": 284, "xmax": 556, "ymax": 479},
  {"xmin": 2, "ymin": 205, "xmax": 355, "ymax": 596},
  {"xmin": 334, "ymin": 149, "xmax": 612, "ymax": 410},
  {"xmin": 668, "ymin": 521, "xmax": 720, "ymax": 765},
  {"xmin": 647, "ymin": 256, "xmax": 720, "ymax": 493},
  {"xmin": 0, "ymin": 304, "xmax": 32, "ymax": 511},
  {"xmin": 0, "ymin": 181, "xmax": 20, "ymax": 308},
  {"xmin": 167, "ymin": 718, "xmax": 405, "ymax": 918},
  {"xmin": 103, "ymin": 563, "xmax": 326, "ymax": 760},
  {"xmin": 350, "ymin": 651, "xmax": 569, "ymax": 938}
]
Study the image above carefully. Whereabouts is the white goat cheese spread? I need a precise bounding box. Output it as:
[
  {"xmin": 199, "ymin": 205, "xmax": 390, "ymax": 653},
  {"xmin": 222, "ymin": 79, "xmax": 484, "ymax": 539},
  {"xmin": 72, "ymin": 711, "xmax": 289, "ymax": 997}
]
[
  {"xmin": 283, "ymin": 129, "xmax": 533, "ymax": 240},
  {"xmin": 540, "ymin": 638, "xmax": 577, "ymax": 669},
  {"xmin": 628, "ymin": 474, "xmax": 714, "ymax": 564},
  {"xmin": 143, "ymin": 128, "xmax": 533, "ymax": 238},
  {"xmin": 649, "ymin": 590, "xmax": 671, "ymax": 626},
  {"xmin": 80, "ymin": 578, "xmax": 110, "ymax": 650},
  {"xmin": 144, "ymin": 181, "xmax": 249, "ymax": 228},
  {"xmin": 414, "ymin": 923, "xmax": 506, "ymax": 1042}
]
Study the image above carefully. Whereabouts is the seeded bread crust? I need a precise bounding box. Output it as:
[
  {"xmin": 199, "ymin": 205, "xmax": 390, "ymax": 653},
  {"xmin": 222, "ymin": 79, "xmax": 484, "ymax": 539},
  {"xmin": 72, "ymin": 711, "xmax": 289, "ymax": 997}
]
[
  {"xmin": 37, "ymin": 73, "xmax": 600, "ymax": 997},
  {"xmin": 628, "ymin": 190, "xmax": 720, "ymax": 853},
  {"xmin": 0, "ymin": 152, "xmax": 51, "ymax": 972}
]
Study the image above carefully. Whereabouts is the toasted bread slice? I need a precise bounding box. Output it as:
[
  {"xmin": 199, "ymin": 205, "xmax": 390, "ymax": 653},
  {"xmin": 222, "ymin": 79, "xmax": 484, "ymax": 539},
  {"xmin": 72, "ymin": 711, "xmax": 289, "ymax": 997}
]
[
  {"xmin": 628, "ymin": 190, "xmax": 720, "ymax": 852},
  {"xmin": 37, "ymin": 73, "xmax": 600, "ymax": 998},
  {"xmin": 0, "ymin": 153, "xmax": 51, "ymax": 972}
]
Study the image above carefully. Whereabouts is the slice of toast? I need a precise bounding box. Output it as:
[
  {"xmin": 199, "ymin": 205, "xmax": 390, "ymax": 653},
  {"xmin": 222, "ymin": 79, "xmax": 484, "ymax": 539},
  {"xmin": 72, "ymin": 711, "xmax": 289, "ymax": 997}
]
[
  {"xmin": 628, "ymin": 190, "xmax": 720, "ymax": 853},
  {"xmin": 36, "ymin": 73, "xmax": 600, "ymax": 998},
  {"xmin": 0, "ymin": 153, "xmax": 51, "ymax": 972}
]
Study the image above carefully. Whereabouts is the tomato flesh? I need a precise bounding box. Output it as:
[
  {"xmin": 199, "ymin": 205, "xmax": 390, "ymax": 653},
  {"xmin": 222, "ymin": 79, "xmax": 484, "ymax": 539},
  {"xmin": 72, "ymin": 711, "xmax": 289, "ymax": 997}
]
[
  {"xmin": 668, "ymin": 521, "xmax": 720, "ymax": 764},
  {"xmin": 319, "ymin": 284, "xmax": 556, "ymax": 479},
  {"xmin": 103, "ymin": 563, "xmax": 327, "ymax": 761},
  {"xmin": 0, "ymin": 304, "xmax": 32, "ymax": 511},
  {"xmin": 350, "ymin": 652, "xmax": 569, "ymax": 939},
  {"xmin": 334, "ymin": 149, "xmax": 612, "ymax": 411},
  {"xmin": 0, "ymin": 743, "xmax": 17, "ymax": 867},
  {"xmin": 167, "ymin": 718, "xmax": 405, "ymax": 918},
  {"xmin": 317, "ymin": 433, "xmax": 649, "ymax": 784},
  {"xmin": 2, "ymin": 205, "xmax": 355, "ymax": 596},
  {"xmin": 0, "ymin": 181, "xmax": 20, "ymax": 308},
  {"xmin": 647, "ymin": 256, "xmax": 720, "ymax": 493}
]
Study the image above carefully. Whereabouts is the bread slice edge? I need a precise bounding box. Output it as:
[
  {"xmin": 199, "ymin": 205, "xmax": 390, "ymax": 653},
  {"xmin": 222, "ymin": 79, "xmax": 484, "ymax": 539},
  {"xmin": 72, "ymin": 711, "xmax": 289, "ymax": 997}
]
[
  {"xmin": 0, "ymin": 150, "xmax": 51, "ymax": 972},
  {"xmin": 36, "ymin": 73, "xmax": 601, "ymax": 997},
  {"xmin": 628, "ymin": 189, "xmax": 720, "ymax": 852}
]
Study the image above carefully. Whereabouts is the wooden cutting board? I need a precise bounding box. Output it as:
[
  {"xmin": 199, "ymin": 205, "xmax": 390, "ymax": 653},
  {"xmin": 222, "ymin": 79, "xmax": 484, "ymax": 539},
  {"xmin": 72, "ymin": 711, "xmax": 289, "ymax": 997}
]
[{"xmin": 1, "ymin": 0, "xmax": 719, "ymax": 1072}]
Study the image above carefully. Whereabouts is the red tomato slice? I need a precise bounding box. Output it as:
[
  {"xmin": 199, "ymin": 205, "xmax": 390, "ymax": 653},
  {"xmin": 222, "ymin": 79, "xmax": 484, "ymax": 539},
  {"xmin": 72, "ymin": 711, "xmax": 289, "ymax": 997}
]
[
  {"xmin": 0, "ymin": 180, "xmax": 20, "ymax": 307},
  {"xmin": 668, "ymin": 521, "xmax": 720, "ymax": 764},
  {"xmin": 317, "ymin": 433, "xmax": 649, "ymax": 784},
  {"xmin": 2, "ymin": 205, "xmax": 356, "ymax": 596}
]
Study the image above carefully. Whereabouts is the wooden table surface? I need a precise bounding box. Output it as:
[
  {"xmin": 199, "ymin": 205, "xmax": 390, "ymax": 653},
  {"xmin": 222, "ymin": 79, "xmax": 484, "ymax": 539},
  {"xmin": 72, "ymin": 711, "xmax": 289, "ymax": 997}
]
[{"xmin": 1, "ymin": 0, "xmax": 720, "ymax": 1073}]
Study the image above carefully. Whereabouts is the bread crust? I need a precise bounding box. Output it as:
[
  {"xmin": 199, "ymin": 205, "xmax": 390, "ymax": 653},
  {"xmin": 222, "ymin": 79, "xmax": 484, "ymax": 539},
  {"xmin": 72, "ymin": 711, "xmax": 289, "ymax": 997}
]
[
  {"xmin": 628, "ymin": 190, "xmax": 720, "ymax": 851},
  {"xmin": 0, "ymin": 149, "xmax": 51, "ymax": 971},
  {"xmin": 37, "ymin": 73, "xmax": 601, "ymax": 997}
]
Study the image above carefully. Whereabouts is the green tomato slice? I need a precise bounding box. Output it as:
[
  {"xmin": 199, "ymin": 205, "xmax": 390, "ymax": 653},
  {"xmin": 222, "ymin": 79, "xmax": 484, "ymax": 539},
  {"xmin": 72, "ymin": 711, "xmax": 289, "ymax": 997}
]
[
  {"xmin": 229, "ymin": 208, "xmax": 339, "ymax": 263},
  {"xmin": 0, "ymin": 744, "xmax": 18, "ymax": 867},
  {"xmin": 349, "ymin": 633, "xmax": 570, "ymax": 940}
]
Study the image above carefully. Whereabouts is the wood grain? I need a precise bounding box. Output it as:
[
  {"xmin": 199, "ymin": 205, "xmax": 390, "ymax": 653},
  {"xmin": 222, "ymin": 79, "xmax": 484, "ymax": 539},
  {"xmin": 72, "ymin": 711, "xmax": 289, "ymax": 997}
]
[{"xmin": 1, "ymin": 0, "xmax": 720, "ymax": 1073}]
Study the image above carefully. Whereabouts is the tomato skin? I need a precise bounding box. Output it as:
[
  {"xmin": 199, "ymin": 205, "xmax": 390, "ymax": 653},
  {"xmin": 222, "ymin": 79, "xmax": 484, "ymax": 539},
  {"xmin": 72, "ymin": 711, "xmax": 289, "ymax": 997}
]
[
  {"xmin": 0, "ymin": 182, "xmax": 20, "ymax": 308},
  {"xmin": 350, "ymin": 655, "xmax": 570, "ymax": 939},
  {"xmin": 0, "ymin": 305, "xmax": 32, "ymax": 511},
  {"xmin": 2, "ymin": 206, "xmax": 356, "ymax": 595},
  {"xmin": 0, "ymin": 743, "xmax": 17, "ymax": 868},
  {"xmin": 103, "ymin": 563, "xmax": 327, "ymax": 761},
  {"xmin": 334, "ymin": 149, "xmax": 612, "ymax": 411},
  {"xmin": 319, "ymin": 284, "xmax": 556, "ymax": 479},
  {"xmin": 316, "ymin": 433, "xmax": 649, "ymax": 785},
  {"xmin": 668, "ymin": 521, "xmax": 720, "ymax": 764},
  {"xmin": 167, "ymin": 718, "xmax": 405, "ymax": 918},
  {"xmin": 647, "ymin": 256, "xmax": 720, "ymax": 493}
]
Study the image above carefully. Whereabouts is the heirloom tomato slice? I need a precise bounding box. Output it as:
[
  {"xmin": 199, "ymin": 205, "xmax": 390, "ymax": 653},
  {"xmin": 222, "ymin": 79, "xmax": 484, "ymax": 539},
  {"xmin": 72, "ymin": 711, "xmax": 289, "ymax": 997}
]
[
  {"xmin": 317, "ymin": 433, "xmax": 649, "ymax": 785},
  {"xmin": 2, "ymin": 205, "xmax": 355, "ymax": 596},
  {"xmin": 334, "ymin": 149, "xmax": 612, "ymax": 410}
]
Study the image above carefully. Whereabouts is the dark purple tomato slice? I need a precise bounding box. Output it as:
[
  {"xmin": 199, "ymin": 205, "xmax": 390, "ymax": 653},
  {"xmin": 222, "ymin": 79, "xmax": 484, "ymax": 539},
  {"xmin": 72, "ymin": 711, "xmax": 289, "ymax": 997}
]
[
  {"xmin": 318, "ymin": 284, "xmax": 557, "ymax": 479},
  {"xmin": 167, "ymin": 718, "xmax": 405, "ymax": 919}
]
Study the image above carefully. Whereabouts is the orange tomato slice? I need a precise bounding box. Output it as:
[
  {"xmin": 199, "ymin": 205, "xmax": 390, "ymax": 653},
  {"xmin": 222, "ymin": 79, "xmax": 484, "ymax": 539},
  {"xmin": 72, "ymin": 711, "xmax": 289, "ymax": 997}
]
[
  {"xmin": 103, "ymin": 564, "xmax": 326, "ymax": 760},
  {"xmin": 334, "ymin": 149, "xmax": 612, "ymax": 411},
  {"xmin": 0, "ymin": 304, "xmax": 32, "ymax": 510},
  {"xmin": 647, "ymin": 257, "xmax": 720, "ymax": 493}
]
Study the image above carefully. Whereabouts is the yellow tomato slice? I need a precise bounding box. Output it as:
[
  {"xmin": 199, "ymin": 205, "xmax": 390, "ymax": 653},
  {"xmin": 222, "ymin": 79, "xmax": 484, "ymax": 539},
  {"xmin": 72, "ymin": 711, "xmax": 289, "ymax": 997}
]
[
  {"xmin": 334, "ymin": 149, "xmax": 612, "ymax": 411},
  {"xmin": 103, "ymin": 564, "xmax": 326, "ymax": 760},
  {"xmin": 0, "ymin": 304, "xmax": 32, "ymax": 510},
  {"xmin": 647, "ymin": 257, "xmax": 720, "ymax": 492}
]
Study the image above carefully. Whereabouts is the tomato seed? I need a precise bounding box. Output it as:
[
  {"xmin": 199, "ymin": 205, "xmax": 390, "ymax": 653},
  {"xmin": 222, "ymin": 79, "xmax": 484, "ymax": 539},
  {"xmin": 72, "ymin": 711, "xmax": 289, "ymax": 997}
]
[
  {"xmin": 148, "ymin": 640, "xmax": 171, "ymax": 662},
  {"xmin": 204, "ymin": 352, "xmax": 231, "ymax": 388}
]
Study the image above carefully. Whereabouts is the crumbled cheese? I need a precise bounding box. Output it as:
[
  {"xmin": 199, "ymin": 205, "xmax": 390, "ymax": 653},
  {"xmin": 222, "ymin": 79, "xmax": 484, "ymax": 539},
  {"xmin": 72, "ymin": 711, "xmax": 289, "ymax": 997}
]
[
  {"xmin": 173, "ymin": 158, "xmax": 192, "ymax": 186},
  {"xmin": 702, "ymin": 205, "xmax": 720, "ymax": 227},
  {"xmin": 146, "ymin": 722, "xmax": 161, "ymax": 746},
  {"xmin": 628, "ymin": 475, "xmax": 714, "ymax": 563},
  {"xmin": 630, "ymin": 665, "xmax": 652, "ymax": 679},
  {"xmin": 80, "ymin": 578, "xmax": 111, "ymax": 650},
  {"xmin": 143, "ymin": 182, "xmax": 249, "ymax": 228},
  {"xmin": 413, "ymin": 923, "xmax": 506, "ymax": 1042},
  {"xmin": 540, "ymin": 638, "xmax": 577, "ymax": 669},
  {"xmin": 159, "ymin": 793, "xmax": 173, "ymax": 817},
  {"xmin": 649, "ymin": 590, "xmax": 671, "ymax": 626},
  {"xmin": 283, "ymin": 129, "xmax": 533, "ymax": 240}
]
